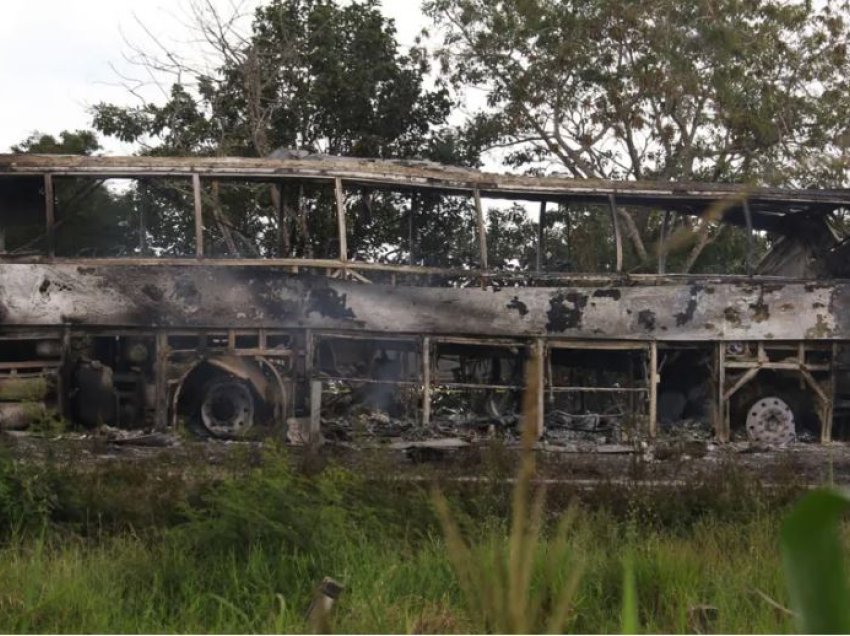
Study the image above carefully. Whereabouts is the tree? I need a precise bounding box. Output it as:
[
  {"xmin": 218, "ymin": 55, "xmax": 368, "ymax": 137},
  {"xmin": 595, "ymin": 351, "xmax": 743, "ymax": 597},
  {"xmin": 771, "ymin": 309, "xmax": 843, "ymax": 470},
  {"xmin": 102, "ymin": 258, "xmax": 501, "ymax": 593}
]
[
  {"xmin": 424, "ymin": 0, "xmax": 850, "ymax": 272},
  {"xmin": 94, "ymin": 0, "xmax": 463, "ymax": 160},
  {"xmin": 12, "ymin": 130, "xmax": 101, "ymax": 156},
  {"xmin": 6, "ymin": 130, "xmax": 146, "ymax": 257},
  {"xmin": 90, "ymin": 0, "xmax": 490, "ymax": 265}
]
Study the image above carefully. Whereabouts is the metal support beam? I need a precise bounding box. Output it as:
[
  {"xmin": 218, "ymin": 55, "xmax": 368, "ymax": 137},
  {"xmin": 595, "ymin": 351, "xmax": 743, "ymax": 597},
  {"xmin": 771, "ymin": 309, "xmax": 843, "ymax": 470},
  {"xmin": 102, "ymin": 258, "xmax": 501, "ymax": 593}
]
[
  {"xmin": 310, "ymin": 379, "xmax": 323, "ymax": 445},
  {"xmin": 274, "ymin": 182, "xmax": 286, "ymax": 257},
  {"xmin": 422, "ymin": 336, "xmax": 431, "ymax": 426},
  {"xmin": 723, "ymin": 367, "xmax": 760, "ymax": 401},
  {"xmin": 649, "ymin": 341, "xmax": 658, "ymax": 438},
  {"xmin": 408, "ymin": 193, "xmax": 418, "ymax": 266},
  {"xmin": 743, "ymin": 198, "xmax": 754, "ymax": 275},
  {"xmin": 44, "ymin": 174, "xmax": 55, "ymax": 257},
  {"xmin": 154, "ymin": 330, "xmax": 168, "ymax": 430},
  {"xmin": 334, "ymin": 177, "xmax": 348, "ymax": 263},
  {"xmin": 608, "ymin": 194, "xmax": 623, "ymax": 272},
  {"xmin": 473, "ymin": 188, "xmax": 488, "ymax": 270},
  {"xmin": 536, "ymin": 201, "xmax": 546, "ymax": 274},
  {"xmin": 658, "ymin": 210, "xmax": 671, "ymax": 274},
  {"xmin": 715, "ymin": 342, "xmax": 727, "ymax": 442},
  {"xmin": 192, "ymin": 173, "xmax": 204, "ymax": 257},
  {"xmin": 825, "ymin": 342, "xmax": 837, "ymax": 443},
  {"xmin": 533, "ymin": 338, "xmax": 546, "ymax": 439},
  {"xmin": 139, "ymin": 179, "xmax": 149, "ymax": 255},
  {"xmin": 57, "ymin": 326, "xmax": 71, "ymax": 419}
]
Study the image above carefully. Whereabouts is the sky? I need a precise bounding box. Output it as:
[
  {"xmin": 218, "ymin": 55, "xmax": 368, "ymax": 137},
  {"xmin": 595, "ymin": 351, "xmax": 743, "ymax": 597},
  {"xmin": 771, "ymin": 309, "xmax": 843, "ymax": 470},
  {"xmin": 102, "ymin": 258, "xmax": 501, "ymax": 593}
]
[{"xmin": 0, "ymin": 0, "xmax": 429, "ymax": 154}]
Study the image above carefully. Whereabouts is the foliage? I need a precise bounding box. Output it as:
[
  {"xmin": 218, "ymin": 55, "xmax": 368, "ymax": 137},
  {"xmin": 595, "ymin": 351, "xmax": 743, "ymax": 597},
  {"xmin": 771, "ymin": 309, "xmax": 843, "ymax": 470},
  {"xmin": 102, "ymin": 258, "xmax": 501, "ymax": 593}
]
[
  {"xmin": 0, "ymin": 453, "xmax": 60, "ymax": 533},
  {"xmin": 11, "ymin": 130, "xmax": 100, "ymax": 156},
  {"xmin": 424, "ymin": 0, "xmax": 850, "ymax": 270},
  {"xmin": 92, "ymin": 0, "xmax": 459, "ymax": 160},
  {"xmin": 432, "ymin": 356, "xmax": 585, "ymax": 634},
  {"xmin": 426, "ymin": 0, "xmax": 850, "ymax": 184},
  {"xmin": 88, "ymin": 0, "xmax": 500, "ymax": 263},
  {"xmin": 0, "ymin": 459, "xmax": 803, "ymax": 633},
  {"xmin": 170, "ymin": 445, "xmax": 438, "ymax": 558},
  {"xmin": 0, "ymin": 443, "xmax": 842, "ymax": 632},
  {"xmin": 8, "ymin": 130, "xmax": 146, "ymax": 256},
  {"xmin": 781, "ymin": 487, "xmax": 850, "ymax": 634}
]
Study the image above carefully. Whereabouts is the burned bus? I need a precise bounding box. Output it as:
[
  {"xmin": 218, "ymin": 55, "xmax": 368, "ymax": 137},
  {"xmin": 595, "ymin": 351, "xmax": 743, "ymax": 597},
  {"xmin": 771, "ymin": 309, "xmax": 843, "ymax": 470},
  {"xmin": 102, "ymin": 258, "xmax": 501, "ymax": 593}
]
[{"xmin": 0, "ymin": 153, "xmax": 848, "ymax": 446}]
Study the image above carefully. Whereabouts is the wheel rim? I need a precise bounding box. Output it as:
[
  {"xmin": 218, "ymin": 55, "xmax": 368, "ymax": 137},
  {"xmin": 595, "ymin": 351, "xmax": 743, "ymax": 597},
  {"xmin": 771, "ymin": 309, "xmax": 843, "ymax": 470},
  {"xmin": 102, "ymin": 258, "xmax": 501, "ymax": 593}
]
[
  {"xmin": 746, "ymin": 396, "xmax": 795, "ymax": 445},
  {"xmin": 200, "ymin": 379, "xmax": 254, "ymax": 436}
]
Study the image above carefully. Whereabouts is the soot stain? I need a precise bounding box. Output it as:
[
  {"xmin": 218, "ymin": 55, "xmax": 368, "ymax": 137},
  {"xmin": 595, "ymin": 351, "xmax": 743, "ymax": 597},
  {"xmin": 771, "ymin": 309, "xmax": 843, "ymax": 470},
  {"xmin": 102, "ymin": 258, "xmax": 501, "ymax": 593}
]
[
  {"xmin": 638, "ymin": 309, "xmax": 657, "ymax": 331},
  {"xmin": 142, "ymin": 284, "xmax": 164, "ymax": 302},
  {"xmin": 307, "ymin": 287, "xmax": 356, "ymax": 320},
  {"xmin": 507, "ymin": 296, "xmax": 528, "ymax": 316},
  {"xmin": 173, "ymin": 277, "xmax": 200, "ymax": 304},
  {"xmin": 724, "ymin": 307, "xmax": 742, "ymax": 326},
  {"xmin": 546, "ymin": 291, "xmax": 588, "ymax": 332},
  {"xmin": 38, "ymin": 278, "xmax": 71, "ymax": 296},
  {"xmin": 674, "ymin": 285, "xmax": 703, "ymax": 326},
  {"xmin": 60, "ymin": 314, "xmax": 84, "ymax": 325},
  {"xmin": 592, "ymin": 288, "xmax": 621, "ymax": 300}
]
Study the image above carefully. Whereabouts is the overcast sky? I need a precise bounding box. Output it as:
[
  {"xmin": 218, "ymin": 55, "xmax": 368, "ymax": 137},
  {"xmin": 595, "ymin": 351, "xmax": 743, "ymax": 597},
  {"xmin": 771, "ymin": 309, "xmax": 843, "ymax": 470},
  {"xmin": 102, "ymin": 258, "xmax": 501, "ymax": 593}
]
[{"xmin": 0, "ymin": 0, "xmax": 428, "ymax": 154}]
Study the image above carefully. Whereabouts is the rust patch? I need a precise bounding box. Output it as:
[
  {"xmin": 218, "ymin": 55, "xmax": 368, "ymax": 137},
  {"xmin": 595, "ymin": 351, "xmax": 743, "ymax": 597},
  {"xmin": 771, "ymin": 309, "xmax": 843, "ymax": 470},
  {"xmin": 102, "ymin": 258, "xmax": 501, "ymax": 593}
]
[
  {"xmin": 805, "ymin": 282, "xmax": 832, "ymax": 292},
  {"xmin": 748, "ymin": 294, "xmax": 770, "ymax": 322},
  {"xmin": 805, "ymin": 314, "xmax": 833, "ymax": 339},
  {"xmin": 724, "ymin": 307, "xmax": 742, "ymax": 326}
]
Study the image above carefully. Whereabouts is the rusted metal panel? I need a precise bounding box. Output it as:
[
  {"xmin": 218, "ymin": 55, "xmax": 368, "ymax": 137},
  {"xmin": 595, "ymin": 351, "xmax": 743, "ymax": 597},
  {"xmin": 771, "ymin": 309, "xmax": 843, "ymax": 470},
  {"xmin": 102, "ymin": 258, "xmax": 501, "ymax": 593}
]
[{"xmin": 0, "ymin": 264, "xmax": 845, "ymax": 342}]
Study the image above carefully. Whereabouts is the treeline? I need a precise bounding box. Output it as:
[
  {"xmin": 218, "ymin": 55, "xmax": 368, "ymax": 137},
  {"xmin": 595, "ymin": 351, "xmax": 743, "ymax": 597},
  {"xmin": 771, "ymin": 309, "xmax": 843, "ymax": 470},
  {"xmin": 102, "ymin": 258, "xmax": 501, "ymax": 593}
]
[{"xmin": 14, "ymin": 0, "xmax": 850, "ymax": 273}]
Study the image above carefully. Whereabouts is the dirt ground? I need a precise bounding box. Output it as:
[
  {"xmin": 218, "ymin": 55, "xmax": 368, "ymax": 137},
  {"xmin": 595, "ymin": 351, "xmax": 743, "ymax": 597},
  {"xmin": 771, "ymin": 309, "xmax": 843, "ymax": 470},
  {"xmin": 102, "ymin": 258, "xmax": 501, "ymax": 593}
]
[{"xmin": 2, "ymin": 429, "xmax": 849, "ymax": 487}]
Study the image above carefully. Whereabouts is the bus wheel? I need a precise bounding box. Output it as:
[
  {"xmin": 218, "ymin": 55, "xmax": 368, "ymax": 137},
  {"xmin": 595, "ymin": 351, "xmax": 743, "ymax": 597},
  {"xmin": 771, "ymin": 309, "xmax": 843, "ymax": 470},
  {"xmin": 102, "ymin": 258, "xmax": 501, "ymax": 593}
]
[
  {"xmin": 746, "ymin": 396, "xmax": 795, "ymax": 445},
  {"xmin": 198, "ymin": 377, "xmax": 255, "ymax": 438}
]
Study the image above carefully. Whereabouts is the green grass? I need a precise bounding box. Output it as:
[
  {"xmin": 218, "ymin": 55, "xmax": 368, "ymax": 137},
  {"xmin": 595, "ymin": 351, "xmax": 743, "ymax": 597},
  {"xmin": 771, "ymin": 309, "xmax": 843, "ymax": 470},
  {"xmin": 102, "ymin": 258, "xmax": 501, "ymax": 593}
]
[
  {"xmin": 0, "ymin": 443, "xmax": 816, "ymax": 634},
  {"xmin": 0, "ymin": 502, "xmax": 796, "ymax": 633}
]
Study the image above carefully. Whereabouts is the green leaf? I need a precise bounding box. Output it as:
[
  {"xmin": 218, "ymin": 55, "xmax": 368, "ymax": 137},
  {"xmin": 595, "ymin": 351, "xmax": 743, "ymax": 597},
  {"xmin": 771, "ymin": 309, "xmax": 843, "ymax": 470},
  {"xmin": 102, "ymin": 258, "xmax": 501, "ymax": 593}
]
[
  {"xmin": 781, "ymin": 488, "xmax": 850, "ymax": 634},
  {"xmin": 621, "ymin": 553, "xmax": 638, "ymax": 635}
]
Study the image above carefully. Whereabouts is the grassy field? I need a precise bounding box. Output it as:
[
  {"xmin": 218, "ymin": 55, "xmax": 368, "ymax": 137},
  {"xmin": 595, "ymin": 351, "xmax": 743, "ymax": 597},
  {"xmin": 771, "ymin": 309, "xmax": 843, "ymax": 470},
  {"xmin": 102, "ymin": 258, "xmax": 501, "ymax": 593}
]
[{"xmin": 0, "ymin": 441, "xmax": 817, "ymax": 634}]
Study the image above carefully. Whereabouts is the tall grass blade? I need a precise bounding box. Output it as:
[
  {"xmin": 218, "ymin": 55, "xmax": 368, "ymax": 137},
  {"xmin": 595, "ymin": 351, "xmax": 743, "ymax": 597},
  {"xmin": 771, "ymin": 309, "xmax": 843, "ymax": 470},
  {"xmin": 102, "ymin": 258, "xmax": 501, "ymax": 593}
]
[
  {"xmin": 544, "ymin": 504, "xmax": 584, "ymax": 634},
  {"xmin": 780, "ymin": 488, "xmax": 850, "ymax": 634},
  {"xmin": 621, "ymin": 553, "xmax": 638, "ymax": 635}
]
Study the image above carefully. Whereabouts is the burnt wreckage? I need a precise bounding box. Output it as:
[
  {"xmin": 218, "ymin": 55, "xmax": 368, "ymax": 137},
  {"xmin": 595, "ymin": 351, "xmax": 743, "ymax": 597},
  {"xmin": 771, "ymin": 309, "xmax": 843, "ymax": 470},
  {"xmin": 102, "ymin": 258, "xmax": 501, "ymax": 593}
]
[{"xmin": 0, "ymin": 153, "xmax": 849, "ymax": 446}]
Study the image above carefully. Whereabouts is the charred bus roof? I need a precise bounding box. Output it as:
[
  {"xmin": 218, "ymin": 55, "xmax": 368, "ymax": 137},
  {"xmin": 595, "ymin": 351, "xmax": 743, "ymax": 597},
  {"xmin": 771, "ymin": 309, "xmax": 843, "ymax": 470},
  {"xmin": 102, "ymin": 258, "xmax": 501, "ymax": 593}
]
[{"xmin": 1, "ymin": 153, "xmax": 848, "ymax": 233}]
